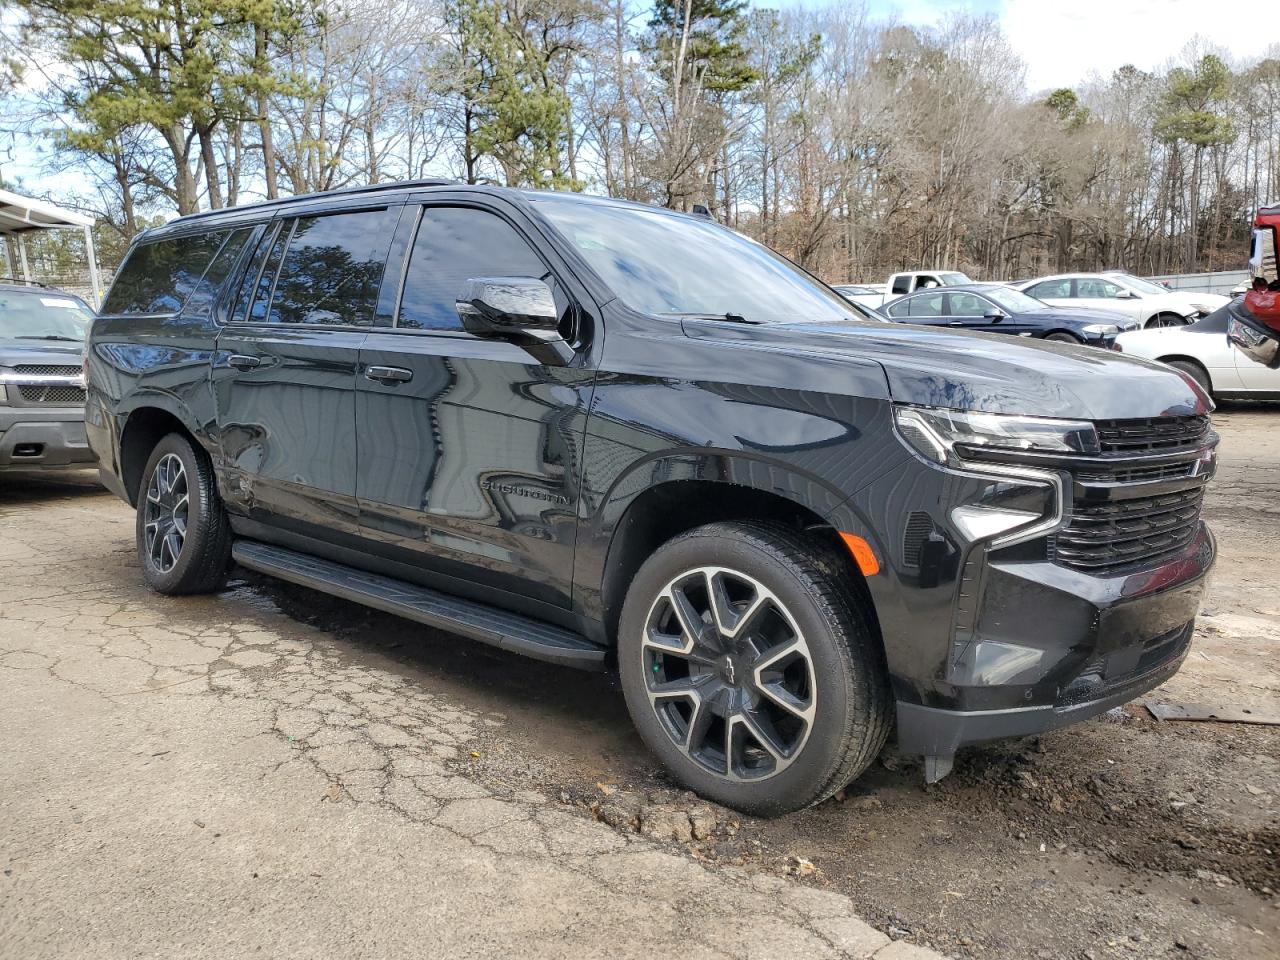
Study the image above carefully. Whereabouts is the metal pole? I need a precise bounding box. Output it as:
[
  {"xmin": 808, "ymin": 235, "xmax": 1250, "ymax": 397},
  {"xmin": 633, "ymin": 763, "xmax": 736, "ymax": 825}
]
[
  {"xmin": 17, "ymin": 233, "xmax": 31, "ymax": 282},
  {"xmin": 1, "ymin": 236, "xmax": 12, "ymax": 278},
  {"xmin": 83, "ymin": 224, "xmax": 102, "ymax": 305}
]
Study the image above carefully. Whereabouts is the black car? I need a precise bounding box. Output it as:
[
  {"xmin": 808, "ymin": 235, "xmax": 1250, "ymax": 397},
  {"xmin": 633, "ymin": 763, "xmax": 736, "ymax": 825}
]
[
  {"xmin": 0, "ymin": 281, "xmax": 96, "ymax": 471},
  {"xmin": 884, "ymin": 282, "xmax": 1140, "ymax": 346},
  {"xmin": 87, "ymin": 181, "xmax": 1216, "ymax": 815}
]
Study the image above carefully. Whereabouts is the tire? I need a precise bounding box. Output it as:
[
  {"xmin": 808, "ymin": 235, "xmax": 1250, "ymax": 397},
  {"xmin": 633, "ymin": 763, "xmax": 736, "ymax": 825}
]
[
  {"xmin": 617, "ymin": 521, "xmax": 892, "ymax": 816},
  {"xmin": 135, "ymin": 432, "xmax": 232, "ymax": 595},
  {"xmin": 1044, "ymin": 331, "xmax": 1082, "ymax": 344},
  {"xmin": 1145, "ymin": 312, "xmax": 1188, "ymax": 329},
  {"xmin": 1166, "ymin": 359, "xmax": 1213, "ymax": 398}
]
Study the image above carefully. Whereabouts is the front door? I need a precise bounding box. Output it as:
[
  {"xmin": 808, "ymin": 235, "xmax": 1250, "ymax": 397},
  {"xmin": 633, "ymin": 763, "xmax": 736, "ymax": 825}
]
[
  {"xmin": 354, "ymin": 201, "xmax": 594, "ymax": 610},
  {"xmin": 213, "ymin": 204, "xmax": 401, "ymax": 541}
]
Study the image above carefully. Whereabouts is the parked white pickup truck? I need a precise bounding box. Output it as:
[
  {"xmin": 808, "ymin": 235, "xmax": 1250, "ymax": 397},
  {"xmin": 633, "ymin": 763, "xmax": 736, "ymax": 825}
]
[{"xmin": 835, "ymin": 270, "xmax": 972, "ymax": 309}]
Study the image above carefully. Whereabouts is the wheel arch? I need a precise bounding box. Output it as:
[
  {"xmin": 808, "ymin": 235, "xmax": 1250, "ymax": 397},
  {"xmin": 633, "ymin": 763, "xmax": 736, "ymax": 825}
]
[
  {"xmin": 117, "ymin": 403, "xmax": 204, "ymax": 506},
  {"xmin": 589, "ymin": 468, "xmax": 881, "ymax": 651}
]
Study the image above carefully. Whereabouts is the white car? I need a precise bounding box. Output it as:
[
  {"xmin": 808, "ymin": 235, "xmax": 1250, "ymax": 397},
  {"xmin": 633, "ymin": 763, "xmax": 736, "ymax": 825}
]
[
  {"xmin": 1114, "ymin": 307, "xmax": 1280, "ymax": 400},
  {"xmin": 1014, "ymin": 272, "xmax": 1228, "ymax": 329}
]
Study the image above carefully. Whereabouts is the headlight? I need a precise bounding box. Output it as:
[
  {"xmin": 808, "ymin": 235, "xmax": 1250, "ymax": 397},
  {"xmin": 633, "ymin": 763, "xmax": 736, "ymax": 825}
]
[
  {"xmin": 1190, "ymin": 303, "xmax": 1215, "ymax": 314},
  {"xmin": 894, "ymin": 405, "xmax": 1100, "ymax": 467},
  {"xmin": 1082, "ymin": 323, "xmax": 1119, "ymax": 336}
]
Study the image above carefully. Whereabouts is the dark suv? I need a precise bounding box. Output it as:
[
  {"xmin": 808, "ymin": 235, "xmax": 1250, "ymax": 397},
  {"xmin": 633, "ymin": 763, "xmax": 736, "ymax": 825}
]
[{"xmin": 86, "ymin": 181, "xmax": 1217, "ymax": 815}]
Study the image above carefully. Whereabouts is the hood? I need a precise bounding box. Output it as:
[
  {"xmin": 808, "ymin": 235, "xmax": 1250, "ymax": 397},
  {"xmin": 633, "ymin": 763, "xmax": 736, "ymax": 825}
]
[
  {"xmin": 684, "ymin": 320, "xmax": 1208, "ymax": 420},
  {"xmin": 0, "ymin": 338, "xmax": 87, "ymax": 368}
]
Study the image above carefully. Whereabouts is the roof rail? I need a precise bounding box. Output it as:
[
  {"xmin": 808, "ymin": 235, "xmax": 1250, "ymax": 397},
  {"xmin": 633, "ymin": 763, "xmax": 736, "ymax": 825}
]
[{"xmin": 166, "ymin": 177, "xmax": 461, "ymax": 227}]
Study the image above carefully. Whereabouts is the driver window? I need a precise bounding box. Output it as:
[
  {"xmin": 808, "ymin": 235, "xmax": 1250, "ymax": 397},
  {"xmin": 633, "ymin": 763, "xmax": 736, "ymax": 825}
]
[
  {"xmin": 398, "ymin": 206, "xmax": 547, "ymax": 331},
  {"xmin": 1077, "ymin": 278, "xmax": 1120, "ymax": 299},
  {"xmin": 947, "ymin": 293, "xmax": 986, "ymax": 317}
]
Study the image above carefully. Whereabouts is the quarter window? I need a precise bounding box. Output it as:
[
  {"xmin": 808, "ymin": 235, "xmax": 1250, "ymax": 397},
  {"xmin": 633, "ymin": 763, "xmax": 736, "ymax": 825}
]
[
  {"xmin": 398, "ymin": 206, "xmax": 548, "ymax": 332},
  {"xmin": 103, "ymin": 231, "xmax": 230, "ymax": 315}
]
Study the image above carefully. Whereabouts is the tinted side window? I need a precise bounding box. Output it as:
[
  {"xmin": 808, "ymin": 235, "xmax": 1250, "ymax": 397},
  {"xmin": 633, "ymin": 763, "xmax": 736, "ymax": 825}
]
[
  {"xmin": 398, "ymin": 207, "xmax": 547, "ymax": 332},
  {"xmin": 102, "ymin": 231, "xmax": 229, "ymax": 315},
  {"xmin": 269, "ymin": 209, "xmax": 394, "ymax": 326},
  {"xmin": 184, "ymin": 227, "xmax": 256, "ymax": 319},
  {"xmin": 886, "ymin": 299, "xmax": 911, "ymax": 319},
  {"xmin": 948, "ymin": 292, "xmax": 987, "ymax": 316},
  {"xmin": 1029, "ymin": 279, "xmax": 1071, "ymax": 299},
  {"xmin": 908, "ymin": 293, "xmax": 945, "ymax": 317},
  {"xmin": 248, "ymin": 223, "xmax": 291, "ymax": 324},
  {"xmin": 890, "ymin": 275, "xmax": 910, "ymax": 295},
  {"xmin": 1077, "ymin": 278, "xmax": 1120, "ymax": 298}
]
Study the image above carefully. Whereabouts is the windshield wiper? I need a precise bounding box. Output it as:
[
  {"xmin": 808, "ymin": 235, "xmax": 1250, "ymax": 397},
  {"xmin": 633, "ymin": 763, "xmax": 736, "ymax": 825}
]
[
  {"xmin": 662, "ymin": 312, "xmax": 761, "ymax": 325},
  {"xmin": 15, "ymin": 335, "xmax": 83, "ymax": 342}
]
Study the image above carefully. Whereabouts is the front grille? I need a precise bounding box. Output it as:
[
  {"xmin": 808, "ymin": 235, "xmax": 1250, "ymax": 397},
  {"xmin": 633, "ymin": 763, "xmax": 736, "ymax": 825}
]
[
  {"xmin": 1051, "ymin": 486, "xmax": 1204, "ymax": 571},
  {"xmin": 1074, "ymin": 461, "xmax": 1198, "ymax": 484},
  {"xmin": 1095, "ymin": 415, "xmax": 1209, "ymax": 453},
  {"xmin": 13, "ymin": 364, "xmax": 82, "ymax": 377},
  {"xmin": 17, "ymin": 384, "xmax": 86, "ymax": 405}
]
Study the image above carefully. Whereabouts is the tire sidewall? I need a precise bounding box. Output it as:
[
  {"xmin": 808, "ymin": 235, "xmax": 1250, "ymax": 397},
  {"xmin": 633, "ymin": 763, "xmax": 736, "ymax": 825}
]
[
  {"xmin": 135, "ymin": 434, "xmax": 217, "ymax": 593},
  {"xmin": 618, "ymin": 527, "xmax": 864, "ymax": 816}
]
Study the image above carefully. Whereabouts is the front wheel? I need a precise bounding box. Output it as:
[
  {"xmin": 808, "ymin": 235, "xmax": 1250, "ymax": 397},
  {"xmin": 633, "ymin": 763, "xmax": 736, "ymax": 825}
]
[
  {"xmin": 1044, "ymin": 331, "xmax": 1082, "ymax": 344},
  {"xmin": 136, "ymin": 432, "xmax": 232, "ymax": 595},
  {"xmin": 1146, "ymin": 312, "xmax": 1189, "ymax": 329},
  {"xmin": 617, "ymin": 521, "xmax": 892, "ymax": 816}
]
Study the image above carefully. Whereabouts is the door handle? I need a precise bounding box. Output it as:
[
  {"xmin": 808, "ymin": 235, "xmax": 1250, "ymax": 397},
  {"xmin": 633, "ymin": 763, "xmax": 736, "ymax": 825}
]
[
  {"xmin": 227, "ymin": 354, "xmax": 262, "ymax": 370},
  {"xmin": 365, "ymin": 365, "xmax": 413, "ymax": 384},
  {"xmin": 948, "ymin": 321, "xmax": 966, "ymax": 327}
]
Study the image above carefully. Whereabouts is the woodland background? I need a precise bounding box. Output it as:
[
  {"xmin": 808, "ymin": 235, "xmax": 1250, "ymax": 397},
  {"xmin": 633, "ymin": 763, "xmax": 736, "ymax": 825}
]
[{"xmin": 1, "ymin": 0, "xmax": 1277, "ymax": 284}]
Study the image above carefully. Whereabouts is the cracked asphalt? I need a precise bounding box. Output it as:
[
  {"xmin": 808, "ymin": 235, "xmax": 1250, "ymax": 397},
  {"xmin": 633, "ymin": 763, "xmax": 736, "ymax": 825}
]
[{"xmin": 0, "ymin": 471, "xmax": 940, "ymax": 960}]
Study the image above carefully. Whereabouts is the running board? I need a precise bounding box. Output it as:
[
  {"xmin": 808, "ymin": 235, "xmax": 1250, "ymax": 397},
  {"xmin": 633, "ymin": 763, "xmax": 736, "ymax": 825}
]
[{"xmin": 231, "ymin": 540, "xmax": 606, "ymax": 670}]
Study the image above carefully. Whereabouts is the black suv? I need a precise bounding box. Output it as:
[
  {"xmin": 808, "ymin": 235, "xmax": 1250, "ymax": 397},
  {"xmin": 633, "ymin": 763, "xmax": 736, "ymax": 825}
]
[{"xmin": 87, "ymin": 181, "xmax": 1217, "ymax": 815}]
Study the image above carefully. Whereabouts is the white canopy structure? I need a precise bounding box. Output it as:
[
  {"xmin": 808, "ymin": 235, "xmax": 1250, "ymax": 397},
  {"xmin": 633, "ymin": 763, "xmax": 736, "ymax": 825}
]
[{"xmin": 0, "ymin": 188, "xmax": 102, "ymax": 304}]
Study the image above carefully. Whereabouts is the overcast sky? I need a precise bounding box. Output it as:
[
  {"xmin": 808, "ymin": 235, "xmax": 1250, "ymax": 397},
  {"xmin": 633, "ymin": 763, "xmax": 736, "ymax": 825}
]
[{"xmin": 757, "ymin": 0, "xmax": 1278, "ymax": 92}]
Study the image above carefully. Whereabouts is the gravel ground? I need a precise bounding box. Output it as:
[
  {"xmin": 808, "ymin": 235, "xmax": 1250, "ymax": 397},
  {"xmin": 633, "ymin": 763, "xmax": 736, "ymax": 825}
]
[{"xmin": 2, "ymin": 404, "xmax": 1276, "ymax": 959}]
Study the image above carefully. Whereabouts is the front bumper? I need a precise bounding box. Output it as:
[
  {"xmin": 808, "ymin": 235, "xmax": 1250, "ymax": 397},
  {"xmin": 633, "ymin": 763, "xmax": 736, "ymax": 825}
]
[
  {"xmin": 0, "ymin": 407, "xmax": 95, "ymax": 469},
  {"xmin": 894, "ymin": 523, "xmax": 1212, "ymax": 774}
]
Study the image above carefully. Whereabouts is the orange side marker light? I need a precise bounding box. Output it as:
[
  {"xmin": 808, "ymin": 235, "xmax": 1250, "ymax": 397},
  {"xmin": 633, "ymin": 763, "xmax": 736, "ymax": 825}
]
[{"xmin": 839, "ymin": 532, "xmax": 880, "ymax": 577}]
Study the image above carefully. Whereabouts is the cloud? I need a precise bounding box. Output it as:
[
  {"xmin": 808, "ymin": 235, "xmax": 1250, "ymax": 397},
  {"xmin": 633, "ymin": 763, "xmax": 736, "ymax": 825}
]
[{"xmin": 1001, "ymin": 0, "xmax": 1278, "ymax": 92}]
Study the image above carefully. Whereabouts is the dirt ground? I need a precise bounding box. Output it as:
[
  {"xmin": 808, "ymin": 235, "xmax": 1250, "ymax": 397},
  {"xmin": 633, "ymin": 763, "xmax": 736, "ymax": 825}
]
[{"xmin": 4, "ymin": 405, "xmax": 1277, "ymax": 959}]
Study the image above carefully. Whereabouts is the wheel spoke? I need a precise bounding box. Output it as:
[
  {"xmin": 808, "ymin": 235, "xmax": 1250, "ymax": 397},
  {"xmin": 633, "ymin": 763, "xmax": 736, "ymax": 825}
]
[
  {"xmin": 668, "ymin": 583, "xmax": 707, "ymax": 648},
  {"xmin": 707, "ymin": 569, "xmax": 767, "ymax": 639}
]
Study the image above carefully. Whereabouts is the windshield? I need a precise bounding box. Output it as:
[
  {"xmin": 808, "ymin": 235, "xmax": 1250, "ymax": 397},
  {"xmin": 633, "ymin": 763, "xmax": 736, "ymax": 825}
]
[
  {"xmin": 0, "ymin": 289, "xmax": 93, "ymax": 341},
  {"xmin": 1250, "ymin": 226, "xmax": 1278, "ymax": 287},
  {"xmin": 1113, "ymin": 274, "xmax": 1168, "ymax": 296},
  {"xmin": 980, "ymin": 286, "xmax": 1046, "ymax": 312},
  {"xmin": 939, "ymin": 272, "xmax": 971, "ymax": 285},
  {"xmin": 532, "ymin": 197, "xmax": 854, "ymax": 324}
]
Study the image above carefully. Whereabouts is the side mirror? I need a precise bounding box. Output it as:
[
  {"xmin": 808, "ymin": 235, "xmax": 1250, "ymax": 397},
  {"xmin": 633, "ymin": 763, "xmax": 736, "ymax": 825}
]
[
  {"xmin": 456, "ymin": 277, "xmax": 561, "ymax": 340},
  {"xmin": 1115, "ymin": 289, "xmax": 1138, "ymax": 300},
  {"xmin": 983, "ymin": 308, "xmax": 1005, "ymax": 322}
]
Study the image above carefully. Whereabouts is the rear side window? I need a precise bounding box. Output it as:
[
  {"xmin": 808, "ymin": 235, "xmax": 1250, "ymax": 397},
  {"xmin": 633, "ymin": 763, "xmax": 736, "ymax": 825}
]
[
  {"xmin": 266, "ymin": 209, "xmax": 395, "ymax": 326},
  {"xmin": 183, "ymin": 227, "xmax": 256, "ymax": 319},
  {"xmin": 398, "ymin": 206, "xmax": 547, "ymax": 332},
  {"xmin": 102, "ymin": 231, "xmax": 229, "ymax": 315},
  {"xmin": 907, "ymin": 293, "xmax": 945, "ymax": 317},
  {"xmin": 1028, "ymin": 278, "xmax": 1072, "ymax": 299}
]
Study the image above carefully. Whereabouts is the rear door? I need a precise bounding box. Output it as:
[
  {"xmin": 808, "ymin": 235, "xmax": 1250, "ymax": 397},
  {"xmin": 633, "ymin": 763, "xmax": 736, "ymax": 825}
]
[
  {"xmin": 213, "ymin": 203, "xmax": 401, "ymax": 542},
  {"xmin": 886, "ymin": 291, "xmax": 947, "ymax": 326},
  {"xmin": 354, "ymin": 197, "xmax": 595, "ymax": 611}
]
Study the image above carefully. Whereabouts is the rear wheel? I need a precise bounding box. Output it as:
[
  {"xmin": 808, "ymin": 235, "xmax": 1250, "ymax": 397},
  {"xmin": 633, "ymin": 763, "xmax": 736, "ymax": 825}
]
[
  {"xmin": 136, "ymin": 432, "xmax": 232, "ymax": 595},
  {"xmin": 617, "ymin": 521, "xmax": 892, "ymax": 816},
  {"xmin": 1166, "ymin": 359, "xmax": 1213, "ymax": 398}
]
